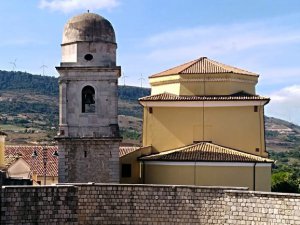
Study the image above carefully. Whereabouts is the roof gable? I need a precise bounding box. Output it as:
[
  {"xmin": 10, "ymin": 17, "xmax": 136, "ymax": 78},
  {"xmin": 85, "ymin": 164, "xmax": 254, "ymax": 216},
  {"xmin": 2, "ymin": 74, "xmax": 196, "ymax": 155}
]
[{"xmin": 150, "ymin": 57, "xmax": 258, "ymax": 78}]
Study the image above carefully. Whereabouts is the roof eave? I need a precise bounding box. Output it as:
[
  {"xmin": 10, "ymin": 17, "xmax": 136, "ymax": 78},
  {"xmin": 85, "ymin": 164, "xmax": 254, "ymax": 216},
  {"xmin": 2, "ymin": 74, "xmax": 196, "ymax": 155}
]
[{"xmin": 139, "ymin": 159, "xmax": 273, "ymax": 163}]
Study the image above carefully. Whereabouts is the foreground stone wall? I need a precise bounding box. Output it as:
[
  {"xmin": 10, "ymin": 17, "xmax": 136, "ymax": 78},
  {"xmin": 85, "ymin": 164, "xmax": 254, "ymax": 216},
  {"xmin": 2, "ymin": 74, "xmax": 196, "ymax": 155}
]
[
  {"xmin": 1, "ymin": 184, "xmax": 300, "ymax": 225},
  {"xmin": 225, "ymin": 190, "xmax": 300, "ymax": 224},
  {"xmin": 0, "ymin": 185, "xmax": 78, "ymax": 224}
]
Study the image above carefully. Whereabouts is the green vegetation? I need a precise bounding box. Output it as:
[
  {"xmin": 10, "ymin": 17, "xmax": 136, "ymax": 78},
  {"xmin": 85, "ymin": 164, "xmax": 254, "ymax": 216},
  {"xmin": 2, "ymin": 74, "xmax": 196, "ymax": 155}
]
[
  {"xmin": 0, "ymin": 70, "xmax": 58, "ymax": 96},
  {"xmin": 265, "ymin": 130, "xmax": 279, "ymax": 138},
  {"xmin": 118, "ymin": 85, "xmax": 150, "ymax": 101},
  {"xmin": 120, "ymin": 128, "xmax": 141, "ymax": 140},
  {"xmin": 270, "ymin": 149, "xmax": 300, "ymax": 193}
]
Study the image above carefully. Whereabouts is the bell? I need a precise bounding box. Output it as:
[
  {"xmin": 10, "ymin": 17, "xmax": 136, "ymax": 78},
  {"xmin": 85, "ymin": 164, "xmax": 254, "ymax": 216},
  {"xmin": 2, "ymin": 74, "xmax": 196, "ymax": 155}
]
[{"xmin": 84, "ymin": 93, "xmax": 95, "ymax": 105}]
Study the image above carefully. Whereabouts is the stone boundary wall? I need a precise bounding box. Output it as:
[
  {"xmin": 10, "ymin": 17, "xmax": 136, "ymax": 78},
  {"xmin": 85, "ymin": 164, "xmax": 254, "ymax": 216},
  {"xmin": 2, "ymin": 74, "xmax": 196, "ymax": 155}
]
[
  {"xmin": 1, "ymin": 184, "xmax": 300, "ymax": 224},
  {"xmin": 225, "ymin": 190, "xmax": 300, "ymax": 224}
]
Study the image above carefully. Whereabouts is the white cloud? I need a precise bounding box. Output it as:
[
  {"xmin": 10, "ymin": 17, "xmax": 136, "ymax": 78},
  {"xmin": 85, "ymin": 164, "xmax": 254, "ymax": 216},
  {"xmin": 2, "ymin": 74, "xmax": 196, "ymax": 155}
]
[
  {"xmin": 266, "ymin": 85, "xmax": 300, "ymax": 125},
  {"xmin": 39, "ymin": 0, "xmax": 120, "ymax": 13},
  {"xmin": 144, "ymin": 21, "xmax": 300, "ymax": 63}
]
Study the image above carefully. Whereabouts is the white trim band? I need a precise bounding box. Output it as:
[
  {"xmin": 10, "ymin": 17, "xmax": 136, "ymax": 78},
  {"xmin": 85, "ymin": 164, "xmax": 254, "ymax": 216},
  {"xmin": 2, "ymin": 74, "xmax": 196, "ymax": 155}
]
[{"xmin": 144, "ymin": 161, "xmax": 271, "ymax": 167}]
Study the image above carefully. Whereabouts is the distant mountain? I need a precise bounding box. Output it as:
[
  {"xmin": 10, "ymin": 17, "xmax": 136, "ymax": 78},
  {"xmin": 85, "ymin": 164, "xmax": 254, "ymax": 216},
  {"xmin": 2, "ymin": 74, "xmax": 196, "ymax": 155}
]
[
  {"xmin": 0, "ymin": 70, "xmax": 300, "ymax": 152},
  {"xmin": 265, "ymin": 117, "xmax": 300, "ymax": 151}
]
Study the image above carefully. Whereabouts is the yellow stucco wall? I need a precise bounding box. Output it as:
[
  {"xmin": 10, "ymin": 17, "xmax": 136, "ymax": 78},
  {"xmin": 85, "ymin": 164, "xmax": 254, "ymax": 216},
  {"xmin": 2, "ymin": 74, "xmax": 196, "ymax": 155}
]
[
  {"xmin": 143, "ymin": 105, "xmax": 267, "ymax": 157},
  {"xmin": 255, "ymin": 165, "xmax": 272, "ymax": 191},
  {"xmin": 0, "ymin": 136, "xmax": 5, "ymax": 168},
  {"xmin": 120, "ymin": 146, "xmax": 152, "ymax": 184},
  {"xmin": 151, "ymin": 83, "xmax": 180, "ymax": 95},
  {"xmin": 150, "ymin": 73, "xmax": 258, "ymax": 96},
  {"xmin": 35, "ymin": 176, "xmax": 58, "ymax": 185},
  {"xmin": 143, "ymin": 163, "xmax": 271, "ymax": 191},
  {"xmin": 180, "ymin": 81, "xmax": 255, "ymax": 96}
]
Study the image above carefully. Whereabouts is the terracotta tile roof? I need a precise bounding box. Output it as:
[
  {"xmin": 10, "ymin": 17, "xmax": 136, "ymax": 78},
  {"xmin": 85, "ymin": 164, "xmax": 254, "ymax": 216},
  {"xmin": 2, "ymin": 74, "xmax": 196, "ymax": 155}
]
[
  {"xmin": 4, "ymin": 155, "xmax": 19, "ymax": 169},
  {"xmin": 150, "ymin": 57, "xmax": 258, "ymax": 78},
  {"xmin": 139, "ymin": 142, "xmax": 273, "ymax": 163},
  {"xmin": 139, "ymin": 92, "xmax": 270, "ymax": 102},
  {"xmin": 5, "ymin": 146, "xmax": 59, "ymax": 177},
  {"xmin": 119, "ymin": 146, "xmax": 140, "ymax": 157},
  {"xmin": 5, "ymin": 146, "xmax": 142, "ymax": 176}
]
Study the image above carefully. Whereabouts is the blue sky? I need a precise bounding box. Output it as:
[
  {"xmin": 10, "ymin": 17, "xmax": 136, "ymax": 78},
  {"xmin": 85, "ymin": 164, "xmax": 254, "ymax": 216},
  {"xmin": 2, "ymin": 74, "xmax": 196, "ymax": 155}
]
[{"xmin": 1, "ymin": 0, "xmax": 300, "ymax": 124}]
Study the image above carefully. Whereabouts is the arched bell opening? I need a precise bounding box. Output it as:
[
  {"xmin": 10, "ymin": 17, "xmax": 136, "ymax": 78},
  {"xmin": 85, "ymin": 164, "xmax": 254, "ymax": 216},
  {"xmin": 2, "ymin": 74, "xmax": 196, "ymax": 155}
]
[{"xmin": 82, "ymin": 85, "xmax": 95, "ymax": 113}]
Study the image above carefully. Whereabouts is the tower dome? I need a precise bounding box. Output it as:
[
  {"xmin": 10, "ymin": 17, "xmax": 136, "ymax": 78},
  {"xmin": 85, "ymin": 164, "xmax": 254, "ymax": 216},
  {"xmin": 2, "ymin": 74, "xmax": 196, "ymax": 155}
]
[
  {"xmin": 62, "ymin": 12, "xmax": 116, "ymax": 44},
  {"xmin": 60, "ymin": 12, "xmax": 117, "ymax": 67}
]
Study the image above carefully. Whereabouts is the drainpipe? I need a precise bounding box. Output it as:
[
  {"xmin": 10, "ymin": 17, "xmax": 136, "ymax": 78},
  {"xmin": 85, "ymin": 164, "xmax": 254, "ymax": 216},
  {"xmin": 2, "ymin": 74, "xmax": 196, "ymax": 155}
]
[
  {"xmin": 142, "ymin": 161, "xmax": 145, "ymax": 184},
  {"xmin": 253, "ymin": 162, "xmax": 257, "ymax": 191},
  {"xmin": 194, "ymin": 161, "xmax": 196, "ymax": 185}
]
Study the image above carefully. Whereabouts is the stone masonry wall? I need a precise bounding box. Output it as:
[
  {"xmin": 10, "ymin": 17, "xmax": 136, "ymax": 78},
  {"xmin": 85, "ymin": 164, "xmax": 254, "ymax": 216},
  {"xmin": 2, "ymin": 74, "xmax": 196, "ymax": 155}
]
[
  {"xmin": 1, "ymin": 184, "xmax": 300, "ymax": 225},
  {"xmin": 0, "ymin": 185, "xmax": 78, "ymax": 225},
  {"xmin": 224, "ymin": 190, "xmax": 300, "ymax": 224},
  {"xmin": 58, "ymin": 139, "xmax": 120, "ymax": 183},
  {"xmin": 76, "ymin": 184, "xmax": 227, "ymax": 224}
]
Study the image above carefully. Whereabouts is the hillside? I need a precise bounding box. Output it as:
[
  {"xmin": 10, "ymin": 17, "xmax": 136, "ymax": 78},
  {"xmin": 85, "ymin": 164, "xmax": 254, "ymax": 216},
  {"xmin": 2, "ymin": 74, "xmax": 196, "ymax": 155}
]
[
  {"xmin": 265, "ymin": 117, "xmax": 300, "ymax": 151},
  {"xmin": 1, "ymin": 70, "xmax": 300, "ymax": 151},
  {"xmin": 0, "ymin": 70, "xmax": 150, "ymax": 145}
]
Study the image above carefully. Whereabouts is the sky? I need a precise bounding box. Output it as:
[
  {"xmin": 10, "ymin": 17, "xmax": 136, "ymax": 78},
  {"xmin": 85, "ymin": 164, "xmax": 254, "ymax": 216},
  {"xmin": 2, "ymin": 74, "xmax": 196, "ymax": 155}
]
[{"xmin": 1, "ymin": 0, "xmax": 300, "ymax": 124}]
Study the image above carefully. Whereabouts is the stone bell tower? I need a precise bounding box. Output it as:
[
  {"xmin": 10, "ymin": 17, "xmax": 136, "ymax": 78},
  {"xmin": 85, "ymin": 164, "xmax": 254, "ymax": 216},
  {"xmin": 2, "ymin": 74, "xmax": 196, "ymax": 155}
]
[{"xmin": 56, "ymin": 12, "xmax": 121, "ymax": 183}]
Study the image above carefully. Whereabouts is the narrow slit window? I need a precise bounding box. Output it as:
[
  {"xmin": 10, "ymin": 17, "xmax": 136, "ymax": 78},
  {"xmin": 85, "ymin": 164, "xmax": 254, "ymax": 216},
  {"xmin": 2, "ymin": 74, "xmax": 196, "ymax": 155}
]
[
  {"xmin": 122, "ymin": 164, "xmax": 131, "ymax": 178},
  {"xmin": 82, "ymin": 86, "xmax": 95, "ymax": 113},
  {"xmin": 149, "ymin": 107, "xmax": 153, "ymax": 114}
]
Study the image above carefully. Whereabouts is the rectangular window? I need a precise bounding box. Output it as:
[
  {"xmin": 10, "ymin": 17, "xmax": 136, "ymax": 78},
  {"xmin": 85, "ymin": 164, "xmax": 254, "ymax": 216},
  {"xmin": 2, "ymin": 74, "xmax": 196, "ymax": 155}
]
[
  {"xmin": 255, "ymin": 148, "xmax": 260, "ymax": 152},
  {"xmin": 254, "ymin": 106, "xmax": 258, "ymax": 112},
  {"xmin": 122, "ymin": 164, "xmax": 131, "ymax": 178},
  {"xmin": 149, "ymin": 107, "xmax": 153, "ymax": 114}
]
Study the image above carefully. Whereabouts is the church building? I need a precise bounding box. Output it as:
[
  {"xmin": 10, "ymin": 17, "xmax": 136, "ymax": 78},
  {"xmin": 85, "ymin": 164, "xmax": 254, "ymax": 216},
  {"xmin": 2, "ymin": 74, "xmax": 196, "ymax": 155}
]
[
  {"xmin": 122, "ymin": 57, "xmax": 273, "ymax": 191},
  {"xmin": 54, "ymin": 12, "xmax": 273, "ymax": 191}
]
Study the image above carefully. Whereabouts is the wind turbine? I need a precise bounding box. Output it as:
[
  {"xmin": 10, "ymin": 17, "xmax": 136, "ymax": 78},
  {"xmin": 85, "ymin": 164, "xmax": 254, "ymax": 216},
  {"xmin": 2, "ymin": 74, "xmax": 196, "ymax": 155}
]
[
  {"xmin": 138, "ymin": 74, "xmax": 145, "ymax": 88},
  {"xmin": 9, "ymin": 59, "xmax": 17, "ymax": 71},
  {"xmin": 40, "ymin": 64, "xmax": 48, "ymax": 76},
  {"xmin": 122, "ymin": 72, "xmax": 128, "ymax": 86}
]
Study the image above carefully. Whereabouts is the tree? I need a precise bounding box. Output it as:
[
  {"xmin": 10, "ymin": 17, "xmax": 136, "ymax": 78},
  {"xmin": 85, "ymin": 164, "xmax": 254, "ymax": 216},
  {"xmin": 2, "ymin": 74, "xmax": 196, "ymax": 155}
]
[{"xmin": 272, "ymin": 171, "xmax": 299, "ymax": 193}]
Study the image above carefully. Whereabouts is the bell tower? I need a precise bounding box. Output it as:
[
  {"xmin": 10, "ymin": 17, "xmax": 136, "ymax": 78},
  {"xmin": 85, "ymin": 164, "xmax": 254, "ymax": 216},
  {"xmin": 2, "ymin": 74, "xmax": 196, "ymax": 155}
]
[{"xmin": 56, "ymin": 12, "xmax": 121, "ymax": 183}]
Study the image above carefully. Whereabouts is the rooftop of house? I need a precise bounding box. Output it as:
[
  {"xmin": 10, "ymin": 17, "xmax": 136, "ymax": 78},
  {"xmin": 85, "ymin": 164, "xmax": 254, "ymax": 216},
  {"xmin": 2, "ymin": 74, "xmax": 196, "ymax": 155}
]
[
  {"xmin": 119, "ymin": 146, "xmax": 141, "ymax": 157},
  {"xmin": 4, "ymin": 145, "xmax": 142, "ymax": 177},
  {"xmin": 149, "ymin": 57, "xmax": 258, "ymax": 78},
  {"xmin": 5, "ymin": 146, "xmax": 59, "ymax": 177},
  {"xmin": 139, "ymin": 142, "xmax": 273, "ymax": 163},
  {"xmin": 4, "ymin": 142, "xmax": 272, "ymax": 177}
]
